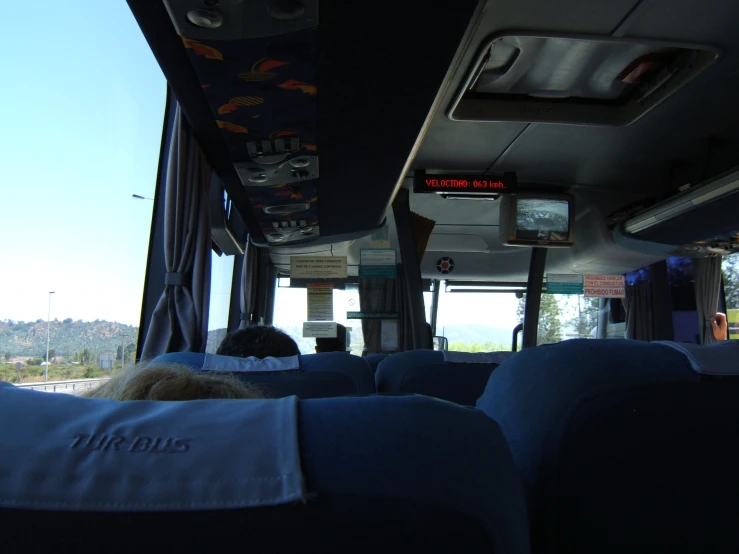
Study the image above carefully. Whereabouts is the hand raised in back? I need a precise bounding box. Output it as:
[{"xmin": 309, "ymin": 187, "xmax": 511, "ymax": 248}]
[{"xmin": 711, "ymin": 313, "xmax": 728, "ymax": 341}]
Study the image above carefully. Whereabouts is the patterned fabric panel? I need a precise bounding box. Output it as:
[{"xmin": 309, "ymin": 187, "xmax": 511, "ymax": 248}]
[
  {"xmin": 180, "ymin": 29, "xmax": 318, "ymax": 240},
  {"xmin": 249, "ymin": 182, "xmax": 319, "ymax": 232}
]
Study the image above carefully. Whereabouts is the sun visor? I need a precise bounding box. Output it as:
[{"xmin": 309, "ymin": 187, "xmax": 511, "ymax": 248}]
[{"xmin": 449, "ymin": 32, "xmax": 720, "ymax": 126}]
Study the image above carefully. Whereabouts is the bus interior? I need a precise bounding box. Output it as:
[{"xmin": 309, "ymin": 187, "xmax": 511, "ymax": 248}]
[{"xmin": 3, "ymin": 0, "xmax": 739, "ymax": 552}]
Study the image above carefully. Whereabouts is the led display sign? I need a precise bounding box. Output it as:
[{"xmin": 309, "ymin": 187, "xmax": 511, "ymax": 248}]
[{"xmin": 414, "ymin": 173, "xmax": 517, "ymax": 194}]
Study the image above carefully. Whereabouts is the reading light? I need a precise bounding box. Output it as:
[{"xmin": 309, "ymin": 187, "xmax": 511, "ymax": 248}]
[
  {"xmin": 268, "ymin": 0, "xmax": 305, "ymax": 20},
  {"xmin": 186, "ymin": 8, "xmax": 224, "ymax": 29},
  {"xmin": 624, "ymin": 168, "xmax": 739, "ymax": 234},
  {"xmin": 264, "ymin": 203, "xmax": 310, "ymax": 215}
]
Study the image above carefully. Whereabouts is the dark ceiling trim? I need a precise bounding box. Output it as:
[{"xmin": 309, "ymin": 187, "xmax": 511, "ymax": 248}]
[
  {"xmin": 126, "ymin": 0, "xmax": 266, "ymax": 244},
  {"xmin": 610, "ymin": 0, "xmax": 655, "ymax": 37},
  {"xmin": 379, "ymin": 0, "xmax": 488, "ymax": 219}
]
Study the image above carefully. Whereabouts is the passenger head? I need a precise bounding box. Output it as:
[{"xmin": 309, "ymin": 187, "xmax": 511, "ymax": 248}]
[
  {"xmin": 315, "ymin": 323, "xmax": 349, "ymax": 353},
  {"xmin": 80, "ymin": 362, "xmax": 262, "ymax": 401},
  {"xmin": 216, "ymin": 325, "xmax": 300, "ymax": 358}
]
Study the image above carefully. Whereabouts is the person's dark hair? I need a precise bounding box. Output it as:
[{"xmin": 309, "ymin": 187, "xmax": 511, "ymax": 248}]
[
  {"xmin": 316, "ymin": 323, "xmax": 348, "ymax": 353},
  {"xmin": 216, "ymin": 326, "xmax": 300, "ymax": 358}
]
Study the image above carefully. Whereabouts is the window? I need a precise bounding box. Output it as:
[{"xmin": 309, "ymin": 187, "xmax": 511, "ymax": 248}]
[
  {"xmin": 436, "ymin": 283, "xmax": 519, "ymax": 352},
  {"xmin": 424, "ymin": 290, "xmax": 434, "ymax": 327},
  {"xmin": 272, "ymin": 280, "xmax": 366, "ymax": 355},
  {"xmin": 0, "ymin": 3, "xmax": 165, "ymax": 384},
  {"xmin": 205, "ymin": 252, "xmax": 235, "ymax": 353},
  {"xmin": 722, "ymin": 253, "xmax": 739, "ymax": 336},
  {"xmin": 520, "ymin": 292, "xmax": 602, "ymax": 346},
  {"xmin": 537, "ymin": 294, "xmax": 601, "ymax": 344}
]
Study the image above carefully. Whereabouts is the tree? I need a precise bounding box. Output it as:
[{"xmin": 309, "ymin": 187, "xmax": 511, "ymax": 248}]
[
  {"xmin": 568, "ymin": 296, "xmax": 599, "ymax": 338},
  {"xmin": 4, "ymin": 352, "xmax": 10, "ymax": 361},
  {"xmin": 74, "ymin": 348, "xmax": 93, "ymax": 365},
  {"xmin": 723, "ymin": 254, "xmax": 739, "ymax": 309},
  {"xmin": 448, "ymin": 340, "xmax": 509, "ymax": 353},
  {"xmin": 517, "ymin": 293, "xmax": 563, "ymax": 345},
  {"xmin": 41, "ymin": 349, "xmax": 56, "ymax": 362}
]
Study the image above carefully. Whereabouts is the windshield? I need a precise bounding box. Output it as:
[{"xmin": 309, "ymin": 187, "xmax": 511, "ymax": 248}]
[
  {"xmin": 436, "ymin": 283, "xmax": 519, "ymax": 352},
  {"xmin": 272, "ymin": 279, "xmax": 366, "ymax": 355}
]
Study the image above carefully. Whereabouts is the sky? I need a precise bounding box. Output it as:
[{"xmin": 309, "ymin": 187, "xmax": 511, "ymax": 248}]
[{"xmin": 0, "ymin": 2, "xmax": 165, "ymax": 326}]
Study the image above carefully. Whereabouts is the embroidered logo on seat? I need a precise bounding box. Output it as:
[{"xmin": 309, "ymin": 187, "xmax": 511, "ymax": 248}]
[{"xmin": 70, "ymin": 433, "xmax": 191, "ymax": 453}]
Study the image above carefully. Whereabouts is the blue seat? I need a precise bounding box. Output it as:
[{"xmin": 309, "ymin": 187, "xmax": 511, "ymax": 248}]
[
  {"xmin": 363, "ymin": 353, "xmax": 388, "ymax": 375},
  {"xmin": 153, "ymin": 351, "xmax": 375, "ymax": 398},
  {"xmin": 0, "ymin": 382, "xmax": 529, "ymax": 554},
  {"xmin": 477, "ymin": 339, "xmax": 739, "ymax": 554},
  {"xmin": 376, "ymin": 350, "xmax": 498, "ymax": 406}
]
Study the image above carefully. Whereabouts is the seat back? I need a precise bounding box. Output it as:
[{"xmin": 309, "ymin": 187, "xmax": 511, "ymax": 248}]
[
  {"xmin": 363, "ymin": 353, "xmax": 389, "ymax": 375},
  {"xmin": 477, "ymin": 339, "xmax": 739, "ymax": 554},
  {"xmin": 376, "ymin": 350, "xmax": 497, "ymax": 405},
  {"xmin": 153, "ymin": 351, "xmax": 375, "ymax": 398},
  {"xmin": 0, "ymin": 382, "xmax": 530, "ymax": 554}
]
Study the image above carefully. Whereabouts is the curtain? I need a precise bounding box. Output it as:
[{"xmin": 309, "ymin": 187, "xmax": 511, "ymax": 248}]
[
  {"xmin": 395, "ymin": 264, "xmax": 413, "ymax": 352},
  {"xmin": 694, "ymin": 256, "xmax": 722, "ymax": 344},
  {"xmin": 141, "ymin": 105, "xmax": 212, "ymax": 359},
  {"xmin": 359, "ymin": 276, "xmax": 398, "ymax": 354},
  {"xmin": 624, "ymin": 280, "xmax": 654, "ymax": 341},
  {"xmin": 357, "ymin": 267, "xmax": 416, "ymax": 353},
  {"xmin": 239, "ymin": 237, "xmax": 258, "ymax": 328}
]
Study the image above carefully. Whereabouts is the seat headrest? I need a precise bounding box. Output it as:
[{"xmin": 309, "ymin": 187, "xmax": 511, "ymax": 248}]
[
  {"xmin": 0, "ymin": 382, "xmax": 306, "ymax": 511},
  {"xmin": 443, "ymin": 351, "xmax": 516, "ymax": 364},
  {"xmin": 377, "ymin": 349, "xmax": 443, "ymax": 371},
  {"xmin": 153, "ymin": 352, "xmax": 300, "ymax": 371},
  {"xmin": 654, "ymin": 340, "xmax": 739, "ymax": 375}
]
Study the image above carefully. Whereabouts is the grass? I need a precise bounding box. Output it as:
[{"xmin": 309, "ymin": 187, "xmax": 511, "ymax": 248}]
[{"xmin": 0, "ymin": 363, "xmax": 117, "ymax": 384}]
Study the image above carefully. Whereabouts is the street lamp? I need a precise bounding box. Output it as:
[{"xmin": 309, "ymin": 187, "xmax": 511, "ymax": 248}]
[
  {"xmin": 45, "ymin": 291, "xmax": 55, "ymax": 382},
  {"xmin": 119, "ymin": 334, "xmax": 132, "ymax": 370}
]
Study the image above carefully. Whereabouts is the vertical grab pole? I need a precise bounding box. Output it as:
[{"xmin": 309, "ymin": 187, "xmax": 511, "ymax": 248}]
[
  {"xmin": 512, "ymin": 323, "xmax": 523, "ymax": 352},
  {"xmin": 430, "ymin": 279, "xmax": 441, "ymax": 336},
  {"xmin": 523, "ymin": 248, "xmax": 548, "ymax": 349}
]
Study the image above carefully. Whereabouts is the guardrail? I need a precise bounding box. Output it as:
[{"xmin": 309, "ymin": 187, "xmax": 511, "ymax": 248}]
[{"xmin": 14, "ymin": 378, "xmax": 110, "ymax": 394}]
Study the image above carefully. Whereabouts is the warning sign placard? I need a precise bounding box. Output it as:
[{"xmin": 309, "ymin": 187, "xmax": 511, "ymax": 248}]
[
  {"xmin": 302, "ymin": 322, "xmax": 338, "ymax": 338},
  {"xmin": 290, "ymin": 256, "xmax": 347, "ymax": 279},
  {"xmin": 307, "ymin": 283, "xmax": 334, "ymax": 322},
  {"xmin": 583, "ymin": 275, "xmax": 626, "ymax": 298}
]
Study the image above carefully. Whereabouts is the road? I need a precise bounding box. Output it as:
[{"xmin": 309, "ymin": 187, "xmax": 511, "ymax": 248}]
[{"xmin": 14, "ymin": 378, "xmax": 109, "ymax": 395}]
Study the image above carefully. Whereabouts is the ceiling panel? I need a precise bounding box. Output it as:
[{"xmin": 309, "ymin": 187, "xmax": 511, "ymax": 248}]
[
  {"xmin": 413, "ymin": 0, "xmax": 640, "ymax": 169},
  {"xmin": 415, "ymin": 0, "xmax": 739, "ymax": 195},
  {"xmin": 616, "ymin": 0, "xmax": 739, "ymax": 42}
]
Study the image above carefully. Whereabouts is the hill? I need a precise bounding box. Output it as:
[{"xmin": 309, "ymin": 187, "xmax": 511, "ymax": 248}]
[
  {"xmin": 0, "ymin": 319, "xmax": 138, "ymax": 358},
  {"xmin": 439, "ymin": 324, "xmax": 513, "ymax": 348},
  {"xmin": 0, "ymin": 319, "xmax": 513, "ymax": 360}
]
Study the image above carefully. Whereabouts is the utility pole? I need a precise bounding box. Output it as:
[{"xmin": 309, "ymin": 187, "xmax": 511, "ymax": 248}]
[{"xmin": 45, "ymin": 291, "xmax": 55, "ymax": 382}]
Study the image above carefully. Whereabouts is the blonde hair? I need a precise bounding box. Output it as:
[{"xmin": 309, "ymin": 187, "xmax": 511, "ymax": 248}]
[{"xmin": 81, "ymin": 362, "xmax": 262, "ymax": 401}]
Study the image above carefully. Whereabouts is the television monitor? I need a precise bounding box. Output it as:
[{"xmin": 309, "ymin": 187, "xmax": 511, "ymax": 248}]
[{"xmin": 499, "ymin": 193, "xmax": 575, "ymax": 247}]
